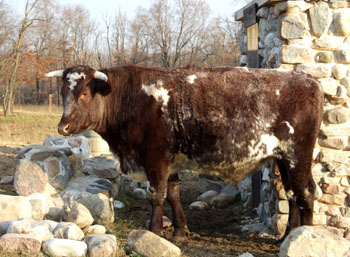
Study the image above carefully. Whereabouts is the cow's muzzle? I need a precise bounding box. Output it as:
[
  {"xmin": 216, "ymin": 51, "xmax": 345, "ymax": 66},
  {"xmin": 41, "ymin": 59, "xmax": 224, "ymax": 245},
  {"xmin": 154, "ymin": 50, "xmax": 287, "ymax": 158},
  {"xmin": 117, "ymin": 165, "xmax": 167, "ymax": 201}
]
[{"xmin": 58, "ymin": 122, "xmax": 71, "ymax": 136}]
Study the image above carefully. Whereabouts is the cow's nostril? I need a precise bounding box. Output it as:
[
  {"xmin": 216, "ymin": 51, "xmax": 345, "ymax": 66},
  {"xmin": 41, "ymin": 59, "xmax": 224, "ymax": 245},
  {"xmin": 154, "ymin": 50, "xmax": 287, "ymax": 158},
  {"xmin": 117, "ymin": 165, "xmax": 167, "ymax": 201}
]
[
  {"xmin": 63, "ymin": 124, "xmax": 69, "ymax": 133},
  {"xmin": 58, "ymin": 123, "xmax": 70, "ymax": 135}
]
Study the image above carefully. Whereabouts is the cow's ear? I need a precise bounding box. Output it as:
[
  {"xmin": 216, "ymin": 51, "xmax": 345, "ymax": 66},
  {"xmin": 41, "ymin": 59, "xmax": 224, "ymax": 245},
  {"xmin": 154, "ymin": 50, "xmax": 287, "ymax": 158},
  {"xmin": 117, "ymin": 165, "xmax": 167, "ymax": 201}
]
[{"xmin": 92, "ymin": 79, "xmax": 112, "ymax": 96}]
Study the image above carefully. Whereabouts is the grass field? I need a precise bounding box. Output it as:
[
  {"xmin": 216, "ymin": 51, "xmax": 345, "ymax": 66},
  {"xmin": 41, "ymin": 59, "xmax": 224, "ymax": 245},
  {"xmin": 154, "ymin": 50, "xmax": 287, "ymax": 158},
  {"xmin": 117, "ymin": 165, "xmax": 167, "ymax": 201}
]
[{"xmin": 0, "ymin": 105, "xmax": 62, "ymax": 146}]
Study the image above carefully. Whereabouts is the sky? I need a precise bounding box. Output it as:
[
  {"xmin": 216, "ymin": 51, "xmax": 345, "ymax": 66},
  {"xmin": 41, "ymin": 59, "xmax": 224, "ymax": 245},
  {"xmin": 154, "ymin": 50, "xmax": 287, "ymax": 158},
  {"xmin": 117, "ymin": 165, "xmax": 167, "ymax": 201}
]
[{"xmin": 10, "ymin": 0, "xmax": 248, "ymax": 22}]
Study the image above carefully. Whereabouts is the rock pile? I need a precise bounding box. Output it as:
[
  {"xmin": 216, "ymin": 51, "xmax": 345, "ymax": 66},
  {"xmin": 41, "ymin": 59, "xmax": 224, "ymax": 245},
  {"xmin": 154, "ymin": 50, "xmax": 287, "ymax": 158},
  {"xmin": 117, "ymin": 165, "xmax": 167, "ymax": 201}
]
[{"xmin": 0, "ymin": 135, "xmax": 179, "ymax": 256}]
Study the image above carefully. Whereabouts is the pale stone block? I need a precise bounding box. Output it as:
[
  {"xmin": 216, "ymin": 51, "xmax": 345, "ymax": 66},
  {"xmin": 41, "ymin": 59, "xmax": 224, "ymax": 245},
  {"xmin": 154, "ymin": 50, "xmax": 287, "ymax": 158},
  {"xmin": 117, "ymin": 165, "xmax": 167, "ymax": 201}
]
[
  {"xmin": 334, "ymin": 9, "xmax": 350, "ymax": 37},
  {"xmin": 296, "ymin": 64, "xmax": 331, "ymax": 78},
  {"xmin": 281, "ymin": 45, "xmax": 315, "ymax": 63},
  {"xmin": 332, "ymin": 64, "xmax": 348, "ymax": 80},
  {"xmin": 318, "ymin": 136, "xmax": 347, "ymax": 150},
  {"xmin": 313, "ymin": 36, "xmax": 343, "ymax": 51},
  {"xmin": 309, "ymin": 5, "xmax": 332, "ymax": 37}
]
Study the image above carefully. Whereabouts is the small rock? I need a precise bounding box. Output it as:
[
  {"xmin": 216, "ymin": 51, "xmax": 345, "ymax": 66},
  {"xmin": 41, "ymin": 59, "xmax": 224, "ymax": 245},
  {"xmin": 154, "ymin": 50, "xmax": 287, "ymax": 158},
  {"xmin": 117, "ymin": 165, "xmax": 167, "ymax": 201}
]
[
  {"xmin": 0, "ymin": 233, "xmax": 42, "ymax": 255},
  {"xmin": 197, "ymin": 190, "xmax": 219, "ymax": 203},
  {"xmin": 133, "ymin": 188, "xmax": 148, "ymax": 199},
  {"xmin": 238, "ymin": 253, "xmax": 254, "ymax": 257},
  {"xmin": 42, "ymin": 238, "xmax": 87, "ymax": 257},
  {"xmin": 189, "ymin": 201, "xmax": 210, "ymax": 210},
  {"xmin": 114, "ymin": 200, "xmax": 125, "ymax": 209},
  {"xmin": 315, "ymin": 52, "xmax": 334, "ymax": 63},
  {"xmin": 210, "ymin": 193, "xmax": 236, "ymax": 209},
  {"xmin": 53, "ymin": 222, "xmax": 85, "ymax": 241},
  {"xmin": 128, "ymin": 230, "xmax": 181, "ymax": 257},
  {"xmin": 86, "ymin": 234, "xmax": 118, "ymax": 257},
  {"xmin": 84, "ymin": 225, "xmax": 106, "ymax": 235}
]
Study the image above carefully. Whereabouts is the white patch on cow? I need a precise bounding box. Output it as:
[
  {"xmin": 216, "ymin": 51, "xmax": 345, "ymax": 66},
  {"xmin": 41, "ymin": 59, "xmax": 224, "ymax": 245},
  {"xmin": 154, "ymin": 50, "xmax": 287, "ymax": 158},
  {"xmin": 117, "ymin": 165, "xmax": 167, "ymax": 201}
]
[
  {"xmin": 186, "ymin": 74, "xmax": 197, "ymax": 84},
  {"xmin": 247, "ymin": 134, "xmax": 279, "ymax": 161},
  {"xmin": 67, "ymin": 72, "xmax": 86, "ymax": 90},
  {"xmin": 142, "ymin": 83, "xmax": 170, "ymax": 107},
  {"xmin": 282, "ymin": 121, "xmax": 294, "ymax": 134},
  {"xmin": 266, "ymin": 123, "xmax": 271, "ymax": 128},
  {"xmin": 276, "ymin": 90, "xmax": 280, "ymax": 96}
]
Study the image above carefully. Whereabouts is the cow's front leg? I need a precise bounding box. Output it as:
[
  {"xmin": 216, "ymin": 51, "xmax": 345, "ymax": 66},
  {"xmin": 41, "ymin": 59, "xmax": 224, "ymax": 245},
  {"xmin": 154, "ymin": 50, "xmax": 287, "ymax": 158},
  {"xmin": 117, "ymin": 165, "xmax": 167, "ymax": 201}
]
[{"xmin": 147, "ymin": 162, "xmax": 169, "ymax": 235}]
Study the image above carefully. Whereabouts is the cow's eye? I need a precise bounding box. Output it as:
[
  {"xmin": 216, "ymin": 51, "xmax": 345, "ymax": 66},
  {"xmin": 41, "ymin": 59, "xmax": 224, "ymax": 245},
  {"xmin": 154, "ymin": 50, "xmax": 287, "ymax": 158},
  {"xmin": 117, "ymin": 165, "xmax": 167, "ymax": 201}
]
[{"xmin": 80, "ymin": 92, "xmax": 89, "ymax": 99}]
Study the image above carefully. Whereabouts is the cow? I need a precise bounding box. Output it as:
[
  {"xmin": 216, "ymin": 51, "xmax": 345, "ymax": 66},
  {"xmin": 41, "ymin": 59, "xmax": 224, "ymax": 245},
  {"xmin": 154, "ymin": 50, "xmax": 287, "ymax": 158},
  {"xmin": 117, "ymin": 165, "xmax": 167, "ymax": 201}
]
[{"xmin": 45, "ymin": 64, "xmax": 324, "ymax": 240}]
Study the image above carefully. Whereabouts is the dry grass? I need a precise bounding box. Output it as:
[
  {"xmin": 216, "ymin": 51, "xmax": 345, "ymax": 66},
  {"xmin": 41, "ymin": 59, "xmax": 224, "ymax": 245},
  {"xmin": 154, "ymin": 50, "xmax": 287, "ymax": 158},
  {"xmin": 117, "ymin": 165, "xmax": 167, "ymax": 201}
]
[{"xmin": 0, "ymin": 105, "xmax": 61, "ymax": 146}]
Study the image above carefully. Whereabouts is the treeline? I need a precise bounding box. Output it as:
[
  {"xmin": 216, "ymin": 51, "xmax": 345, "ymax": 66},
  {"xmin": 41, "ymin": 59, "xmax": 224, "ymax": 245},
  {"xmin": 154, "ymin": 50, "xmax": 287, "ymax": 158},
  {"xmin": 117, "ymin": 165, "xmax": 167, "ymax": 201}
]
[{"xmin": 0, "ymin": 0, "xmax": 242, "ymax": 116}]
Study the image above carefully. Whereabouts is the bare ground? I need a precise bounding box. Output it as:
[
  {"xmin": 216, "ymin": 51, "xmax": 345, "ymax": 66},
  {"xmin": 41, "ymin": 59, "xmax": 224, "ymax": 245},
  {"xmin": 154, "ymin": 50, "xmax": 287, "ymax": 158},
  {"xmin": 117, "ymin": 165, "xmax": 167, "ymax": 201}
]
[{"xmin": 0, "ymin": 145, "xmax": 280, "ymax": 257}]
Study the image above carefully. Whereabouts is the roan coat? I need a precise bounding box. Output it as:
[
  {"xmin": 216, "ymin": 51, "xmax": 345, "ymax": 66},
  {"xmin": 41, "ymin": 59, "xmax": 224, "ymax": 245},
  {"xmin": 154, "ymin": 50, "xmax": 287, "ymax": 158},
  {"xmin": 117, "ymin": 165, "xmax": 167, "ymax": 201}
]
[{"xmin": 45, "ymin": 65, "xmax": 324, "ymax": 239}]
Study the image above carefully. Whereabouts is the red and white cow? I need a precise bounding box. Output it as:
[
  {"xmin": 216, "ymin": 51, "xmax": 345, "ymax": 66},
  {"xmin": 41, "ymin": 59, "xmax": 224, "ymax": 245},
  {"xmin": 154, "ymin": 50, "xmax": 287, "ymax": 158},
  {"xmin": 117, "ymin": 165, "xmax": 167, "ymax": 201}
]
[{"xmin": 45, "ymin": 64, "xmax": 324, "ymax": 239}]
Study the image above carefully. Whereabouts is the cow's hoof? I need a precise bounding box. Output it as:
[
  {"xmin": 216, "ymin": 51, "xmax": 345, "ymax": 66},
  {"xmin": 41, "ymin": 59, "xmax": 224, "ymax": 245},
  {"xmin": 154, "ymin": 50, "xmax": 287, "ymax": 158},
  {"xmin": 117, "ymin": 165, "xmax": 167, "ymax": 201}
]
[
  {"xmin": 171, "ymin": 233, "xmax": 186, "ymax": 244},
  {"xmin": 171, "ymin": 226, "xmax": 189, "ymax": 244}
]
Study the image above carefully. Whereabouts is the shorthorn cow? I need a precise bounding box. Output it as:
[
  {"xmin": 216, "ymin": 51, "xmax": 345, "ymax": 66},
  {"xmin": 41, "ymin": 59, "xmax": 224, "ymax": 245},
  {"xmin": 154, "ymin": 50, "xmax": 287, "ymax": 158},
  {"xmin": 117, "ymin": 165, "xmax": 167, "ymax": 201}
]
[{"xmin": 45, "ymin": 65, "xmax": 324, "ymax": 239}]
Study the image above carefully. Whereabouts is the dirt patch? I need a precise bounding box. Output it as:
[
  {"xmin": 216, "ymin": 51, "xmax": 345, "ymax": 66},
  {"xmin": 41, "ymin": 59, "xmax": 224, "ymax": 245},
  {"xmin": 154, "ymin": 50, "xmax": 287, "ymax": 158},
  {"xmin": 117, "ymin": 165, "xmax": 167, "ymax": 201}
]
[
  {"xmin": 0, "ymin": 145, "xmax": 280, "ymax": 256},
  {"xmin": 115, "ymin": 180, "xmax": 279, "ymax": 257}
]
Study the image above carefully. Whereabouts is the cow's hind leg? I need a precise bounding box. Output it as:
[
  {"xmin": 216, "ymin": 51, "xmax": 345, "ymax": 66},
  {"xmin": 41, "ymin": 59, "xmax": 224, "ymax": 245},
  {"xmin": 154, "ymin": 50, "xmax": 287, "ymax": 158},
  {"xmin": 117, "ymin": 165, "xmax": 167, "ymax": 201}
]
[{"xmin": 167, "ymin": 173, "xmax": 188, "ymax": 241}]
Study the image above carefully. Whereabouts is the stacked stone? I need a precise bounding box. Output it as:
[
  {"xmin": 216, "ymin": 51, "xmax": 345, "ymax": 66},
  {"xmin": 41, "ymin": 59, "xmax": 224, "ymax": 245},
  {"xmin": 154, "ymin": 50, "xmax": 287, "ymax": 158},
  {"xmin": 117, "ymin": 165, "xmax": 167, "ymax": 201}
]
[{"xmin": 239, "ymin": 0, "xmax": 350, "ymax": 236}]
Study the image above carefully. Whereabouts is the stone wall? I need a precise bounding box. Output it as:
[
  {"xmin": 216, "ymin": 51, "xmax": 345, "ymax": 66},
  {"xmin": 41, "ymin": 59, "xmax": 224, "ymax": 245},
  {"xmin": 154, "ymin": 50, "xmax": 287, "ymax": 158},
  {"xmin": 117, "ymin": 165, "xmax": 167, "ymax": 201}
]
[{"xmin": 237, "ymin": 0, "xmax": 350, "ymax": 236}]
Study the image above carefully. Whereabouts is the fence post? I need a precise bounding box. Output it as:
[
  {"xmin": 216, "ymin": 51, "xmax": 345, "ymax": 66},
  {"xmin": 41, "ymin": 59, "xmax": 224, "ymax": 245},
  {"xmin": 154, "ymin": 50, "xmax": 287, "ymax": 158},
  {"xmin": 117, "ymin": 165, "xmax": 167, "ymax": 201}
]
[{"xmin": 49, "ymin": 94, "xmax": 52, "ymax": 113}]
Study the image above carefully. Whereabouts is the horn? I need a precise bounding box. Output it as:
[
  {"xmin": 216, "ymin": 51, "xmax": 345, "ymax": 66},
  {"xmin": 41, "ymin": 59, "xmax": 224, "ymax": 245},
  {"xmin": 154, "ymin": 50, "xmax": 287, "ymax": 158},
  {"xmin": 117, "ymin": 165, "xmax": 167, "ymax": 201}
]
[
  {"xmin": 94, "ymin": 71, "xmax": 108, "ymax": 82},
  {"xmin": 44, "ymin": 70, "xmax": 64, "ymax": 78}
]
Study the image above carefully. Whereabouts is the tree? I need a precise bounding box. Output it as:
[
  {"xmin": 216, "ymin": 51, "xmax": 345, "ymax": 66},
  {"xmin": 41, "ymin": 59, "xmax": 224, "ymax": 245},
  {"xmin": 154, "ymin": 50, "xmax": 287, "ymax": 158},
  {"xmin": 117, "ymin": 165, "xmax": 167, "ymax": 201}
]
[
  {"xmin": 1, "ymin": 0, "xmax": 40, "ymax": 116},
  {"xmin": 138, "ymin": 0, "xmax": 209, "ymax": 68}
]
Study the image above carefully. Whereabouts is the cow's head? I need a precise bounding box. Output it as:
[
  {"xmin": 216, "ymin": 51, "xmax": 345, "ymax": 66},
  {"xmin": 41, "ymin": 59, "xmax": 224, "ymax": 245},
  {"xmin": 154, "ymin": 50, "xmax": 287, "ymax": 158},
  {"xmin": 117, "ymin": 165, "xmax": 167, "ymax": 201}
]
[{"xmin": 45, "ymin": 65, "xmax": 110, "ymax": 136}]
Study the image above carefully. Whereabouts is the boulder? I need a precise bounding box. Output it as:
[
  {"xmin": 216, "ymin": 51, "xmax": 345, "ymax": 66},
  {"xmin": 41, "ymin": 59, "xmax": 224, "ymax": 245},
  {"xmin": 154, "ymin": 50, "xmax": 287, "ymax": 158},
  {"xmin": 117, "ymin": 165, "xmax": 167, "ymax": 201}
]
[
  {"xmin": 0, "ymin": 195, "xmax": 32, "ymax": 222},
  {"xmin": 82, "ymin": 157, "xmax": 118, "ymax": 179},
  {"xmin": 53, "ymin": 222, "xmax": 85, "ymax": 241},
  {"xmin": 42, "ymin": 238, "xmax": 87, "ymax": 257},
  {"xmin": 63, "ymin": 201, "xmax": 94, "ymax": 229},
  {"xmin": 7, "ymin": 219, "xmax": 57, "ymax": 241},
  {"xmin": 62, "ymin": 175, "xmax": 114, "ymax": 225},
  {"xmin": 0, "ymin": 233, "xmax": 42, "ymax": 255},
  {"xmin": 279, "ymin": 226, "xmax": 350, "ymax": 257},
  {"xmin": 86, "ymin": 234, "xmax": 118, "ymax": 257},
  {"xmin": 128, "ymin": 230, "xmax": 181, "ymax": 257},
  {"xmin": 14, "ymin": 160, "xmax": 49, "ymax": 196}
]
